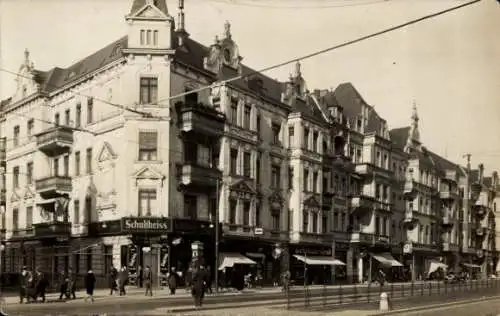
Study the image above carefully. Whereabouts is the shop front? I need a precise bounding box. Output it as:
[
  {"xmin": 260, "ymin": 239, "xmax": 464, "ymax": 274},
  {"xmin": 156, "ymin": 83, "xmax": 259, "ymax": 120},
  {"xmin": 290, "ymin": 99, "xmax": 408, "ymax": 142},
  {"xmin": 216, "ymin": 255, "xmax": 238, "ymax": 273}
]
[{"xmin": 290, "ymin": 244, "xmax": 342, "ymax": 285}]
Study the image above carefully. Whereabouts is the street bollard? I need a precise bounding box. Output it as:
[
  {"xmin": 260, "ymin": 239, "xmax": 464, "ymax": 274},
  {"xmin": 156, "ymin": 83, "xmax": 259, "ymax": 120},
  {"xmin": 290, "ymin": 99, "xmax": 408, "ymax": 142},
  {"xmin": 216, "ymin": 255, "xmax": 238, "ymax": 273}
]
[{"xmin": 379, "ymin": 292, "xmax": 390, "ymax": 311}]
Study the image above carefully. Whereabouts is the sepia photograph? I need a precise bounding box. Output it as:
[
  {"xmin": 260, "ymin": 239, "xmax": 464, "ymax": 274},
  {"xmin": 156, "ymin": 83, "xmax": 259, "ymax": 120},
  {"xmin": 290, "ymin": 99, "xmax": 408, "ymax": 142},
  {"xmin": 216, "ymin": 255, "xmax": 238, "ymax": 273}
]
[{"xmin": 0, "ymin": 0, "xmax": 499, "ymax": 315}]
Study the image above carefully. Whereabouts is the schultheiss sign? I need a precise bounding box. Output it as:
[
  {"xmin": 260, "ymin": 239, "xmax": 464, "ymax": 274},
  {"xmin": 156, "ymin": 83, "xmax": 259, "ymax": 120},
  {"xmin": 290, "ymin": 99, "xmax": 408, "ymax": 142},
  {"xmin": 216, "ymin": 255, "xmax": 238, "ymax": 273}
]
[{"xmin": 121, "ymin": 217, "xmax": 170, "ymax": 233}]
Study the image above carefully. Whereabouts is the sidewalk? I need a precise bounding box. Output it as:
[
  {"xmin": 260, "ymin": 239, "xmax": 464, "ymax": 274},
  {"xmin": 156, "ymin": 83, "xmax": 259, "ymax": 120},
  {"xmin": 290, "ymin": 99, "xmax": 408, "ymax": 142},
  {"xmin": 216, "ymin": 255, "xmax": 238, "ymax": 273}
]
[{"xmin": 0, "ymin": 280, "xmax": 435, "ymax": 306}]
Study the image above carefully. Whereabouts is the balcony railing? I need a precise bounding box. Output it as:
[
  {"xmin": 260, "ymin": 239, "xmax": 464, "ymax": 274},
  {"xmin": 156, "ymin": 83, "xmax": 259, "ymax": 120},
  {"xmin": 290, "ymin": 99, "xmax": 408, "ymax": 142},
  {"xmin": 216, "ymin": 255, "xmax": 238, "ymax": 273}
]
[
  {"xmin": 442, "ymin": 242, "xmax": 459, "ymax": 252},
  {"xmin": 36, "ymin": 126, "xmax": 74, "ymax": 156},
  {"xmin": 35, "ymin": 175, "xmax": 72, "ymax": 199},
  {"xmin": 442, "ymin": 211, "xmax": 453, "ymax": 227},
  {"xmin": 350, "ymin": 232, "xmax": 391, "ymax": 245},
  {"xmin": 176, "ymin": 102, "xmax": 226, "ymax": 137},
  {"xmin": 439, "ymin": 189, "xmax": 458, "ymax": 200},
  {"xmin": 33, "ymin": 221, "xmax": 71, "ymax": 239},
  {"xmin": 178, "ymin": 163, "xmax": 222, "ymax": 189},
  {"xmin": 350, "ymin": 195, "xmax": 374, "ymax": 212}
]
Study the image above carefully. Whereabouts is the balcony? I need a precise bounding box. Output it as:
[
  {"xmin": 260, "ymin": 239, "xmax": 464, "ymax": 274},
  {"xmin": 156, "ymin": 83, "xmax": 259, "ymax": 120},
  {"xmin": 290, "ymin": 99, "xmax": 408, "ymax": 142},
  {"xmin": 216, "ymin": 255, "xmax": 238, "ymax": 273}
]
[
  {"xmin": 403, "ymin": 179, "xmax": 417, "ymax": 199},
  {"xmin": 441, "ymin": 211, "xmax": 453, "ymax": 227},
  {"xmin": 33, "ymin": 221, "xmax": 71, "ymax": 239},
  {"xmin": 35, "ymin": 176, "xmax": 72, "ymax": 199},
  {"xmin": 350, "ymin": 195, "xmax": 374, "ymax": 214},
  {"xmin": 404, "ymin": 209, "xmax": 418, "ymax": 226},
  {"xmin": 445, "ymin": 170, "xmax": 458, "ymax": 183},
  {"xmin": 442, "ymin": 242, "xmax": 459, "ymax": 252},
  {"xmin": 439, "ymin": 189, "xmax": 458, "ymax": 200},
  {"xmin": 176, "ymin": 102, "xmax": 226, "ymax": 138},
  {"xmin": 178, "ymin": 163, "xmax": 222, "ymax": 189},
  {"xmin": 354, "ymin": 163, "xmax": 392, "ymax": 179},
  {"xmin": 350, "ymin": 232, "xmax": 391, "ymax": 246},
  {"xmin": 36, "ymin": 126, "xmax": 74, "ymax": 156}
]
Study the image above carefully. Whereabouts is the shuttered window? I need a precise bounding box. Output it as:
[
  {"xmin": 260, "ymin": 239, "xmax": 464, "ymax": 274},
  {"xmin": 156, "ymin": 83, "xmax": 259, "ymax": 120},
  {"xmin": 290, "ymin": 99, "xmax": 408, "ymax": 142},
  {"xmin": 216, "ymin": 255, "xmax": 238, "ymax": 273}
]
[{"xmin": 139, "ymin": 131, "xmax": 158, "ymax": 161}]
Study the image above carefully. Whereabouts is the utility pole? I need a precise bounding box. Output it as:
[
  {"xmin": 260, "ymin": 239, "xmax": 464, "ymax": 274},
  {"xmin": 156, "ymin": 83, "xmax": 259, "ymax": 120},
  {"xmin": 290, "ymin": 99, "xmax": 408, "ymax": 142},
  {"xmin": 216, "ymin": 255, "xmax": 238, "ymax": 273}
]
[
  {"xmin": 214, "ymin": 178, "xmax": 220, "ymax": 294},
  {"xmin": 462, "ymin": 153, "xmax": 471, "ymax": 255}
]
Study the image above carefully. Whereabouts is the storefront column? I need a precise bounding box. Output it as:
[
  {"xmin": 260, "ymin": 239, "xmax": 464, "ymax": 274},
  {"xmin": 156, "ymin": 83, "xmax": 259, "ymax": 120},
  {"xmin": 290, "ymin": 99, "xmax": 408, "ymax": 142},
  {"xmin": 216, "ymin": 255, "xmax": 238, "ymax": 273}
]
[
  {"xmin": 357, "ymin": 256, "xmax": 363, "ymax": 283},
  {"xmin": 331, "ymin": 242, "xmax": 336, "ymax": 284},
  {"xmin": 280, "ymin": 244, "xmax": 290, "ymax": 274},
  {"xmin": 346, "ymin": 248, "xmax": 354, "ymax": 284},
  {"xmin": 411, "ymin": 253, "xmax": 416, "ymax": 281}
]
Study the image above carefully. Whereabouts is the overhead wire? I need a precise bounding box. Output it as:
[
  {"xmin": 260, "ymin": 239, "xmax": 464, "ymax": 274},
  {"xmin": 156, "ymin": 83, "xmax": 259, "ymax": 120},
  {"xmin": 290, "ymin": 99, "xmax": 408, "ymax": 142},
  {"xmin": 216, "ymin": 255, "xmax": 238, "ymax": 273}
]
[
  {"xmin": 152, "ymin": 0, "xmax": 482, "ymax": 106},
  {"xmin": 208, "ymin": 0, "xmax": 390, "ymax": 9},
  {"xmin": 0, "ymin": 0, "xmax": 484, "ymax": 158}
]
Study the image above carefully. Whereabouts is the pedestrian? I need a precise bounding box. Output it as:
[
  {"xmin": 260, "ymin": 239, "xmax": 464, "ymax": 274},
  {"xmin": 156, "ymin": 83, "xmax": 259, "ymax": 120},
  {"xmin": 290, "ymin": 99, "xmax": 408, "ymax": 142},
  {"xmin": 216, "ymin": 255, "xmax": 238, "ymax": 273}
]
[
  {"xmin": 191, "ymin": 265, "xmax": 208, "ymax": 309},
  {"xmin": 143, "ymin": 266, "xmax": 153, "ymax": 297},
  {"xmin": 67, "ymin": 269, "xmax": 76, "ymax": 300},
  {"xmin": 205, "ymin": 266, "xmax": 213, "ymax": 294},
  {"xmin": 281, "ymin": 270, "xmax": 291, "ymax": 294},
  {"xmin": 109, "ymin": 266, "xmax": 118, "ymax": 295},
  {"xmin": 19, "ymin": 266, "xmax": 31, "ymax": 304},
  {"xmin": 378, "ymin": 269, "xmax": 386, "ymax": 287},
  {"xmin": 58, "ymin": 271, "xmax": 68, "ymax": 300},
  {"xmin": 167, "ymin": 267, "xmax": 179, "ymax": 295},
  {"xmin": 84, "ymin": 270, "xmax": 96, "ymax": 303},
  {"xmin": 33, "ymin": 267, "xmax": 47, "ymax": 303},
  {"xmin": 118, "ymin": 266, "xmax": 128, "ymax": 296}
]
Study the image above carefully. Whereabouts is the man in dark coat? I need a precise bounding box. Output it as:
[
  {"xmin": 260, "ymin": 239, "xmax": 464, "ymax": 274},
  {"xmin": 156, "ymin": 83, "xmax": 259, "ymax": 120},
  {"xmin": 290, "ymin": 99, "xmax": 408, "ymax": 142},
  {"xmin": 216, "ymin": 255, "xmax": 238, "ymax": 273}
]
[
  {"xmin": 58, "ymin": 271, "xmax": 68, "ymax": 300},
  {"xmin": 19, "ymin": 266, "xmax": 31, "ymax": 304},
  {"xmin": 143, "ymin": 266, "xmax": 153, "ymax": 297},
  {"xmin": 33, "ymin": 268, "xmax": 48, "ymax": 303},
  {"xmin": 118, "ymin": 266, "xmax": 128, "ymax": 296},
  {"xmin": 67, "ymin": 269, "xmax": 76, "ymax": 300},
  {"xmin": 191, "ymin": 266, "xmax": 208, "ymax": 308},
  {"xmin": 109, "ymin": 266, "xmax": 118, "ymax": 295},
  {"xmin": 84, "ymin": 270, "xmax": 96, "ymax": 303},
  {"xmin": 167, "ymin": 267, "xmax": 179, "ymax": 295}
]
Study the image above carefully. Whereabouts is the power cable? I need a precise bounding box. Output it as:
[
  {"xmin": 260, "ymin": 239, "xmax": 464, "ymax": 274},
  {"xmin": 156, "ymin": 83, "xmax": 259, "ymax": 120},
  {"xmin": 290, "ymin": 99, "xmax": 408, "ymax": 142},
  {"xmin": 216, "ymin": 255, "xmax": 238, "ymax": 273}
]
[
  {"xmin": 208, "ymin": 0, "xmax": 389, "ymax": 9},
  {"xmin": 153, "ymin": 0, "xmax": 482, "ymax": 105}
]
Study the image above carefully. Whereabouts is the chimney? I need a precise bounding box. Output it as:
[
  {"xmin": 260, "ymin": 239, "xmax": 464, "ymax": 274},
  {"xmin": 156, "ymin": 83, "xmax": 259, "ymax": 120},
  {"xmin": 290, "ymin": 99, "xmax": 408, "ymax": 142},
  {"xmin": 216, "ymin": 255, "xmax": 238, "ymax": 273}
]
[
  {"xmin": 478, "ymin": 163, "xmax": 484, "ymax": 183},
  {"xmin": 177, "ymin": 0, "xmax": 188, "ymax": 46}
]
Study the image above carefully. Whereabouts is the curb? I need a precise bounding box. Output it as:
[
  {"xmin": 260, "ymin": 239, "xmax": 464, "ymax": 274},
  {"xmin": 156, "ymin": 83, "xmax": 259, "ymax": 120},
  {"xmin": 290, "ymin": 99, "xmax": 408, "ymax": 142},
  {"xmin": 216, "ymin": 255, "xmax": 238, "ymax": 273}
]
[{"xmin": 370, "ymin": 295, "xmax": 500, "ymax": 315}]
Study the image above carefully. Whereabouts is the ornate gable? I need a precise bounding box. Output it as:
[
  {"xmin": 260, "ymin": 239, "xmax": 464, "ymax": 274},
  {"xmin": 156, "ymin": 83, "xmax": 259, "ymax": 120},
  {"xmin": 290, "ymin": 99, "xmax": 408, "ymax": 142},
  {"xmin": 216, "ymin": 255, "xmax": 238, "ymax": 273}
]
[
  {"xmin": 97, "ymin": 142, "xmax": 117, "ymax": 163},
  {"xmin": 134, "ymin": 4, "xmax": 168, "ymax": 19},
  {"xmin": 24, "ymin": 186, "xmax": 35, "ymax": 200},
  {"xmin": 304, "ymin": 195, "xmax": 321, "ymax": 208},
  {"xmin": 204, "ymin": 21, "xmax": 242, "ymax": 74},
  {"xmin": 230, "ymin": 180, "xmax": 255, "ymax": 194},
  {"xmin": 133, "ymin": 166, "xmax": 164, "ymax": 180},
  {"xmin": 269, "ymin": 190, "xmax": 283, "ymax": 203},
  {"xmin": 10, "ymin": 190, "xmax": 21, "ymax": 202}
]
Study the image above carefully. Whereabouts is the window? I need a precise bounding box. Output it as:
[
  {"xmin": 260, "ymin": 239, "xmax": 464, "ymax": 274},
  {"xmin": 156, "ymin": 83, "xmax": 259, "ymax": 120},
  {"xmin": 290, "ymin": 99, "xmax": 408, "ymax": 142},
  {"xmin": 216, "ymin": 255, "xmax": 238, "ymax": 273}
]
[
  {"xmin": 75, "ymin": 103, "xmax": 82, "ymax": 127},
  {"xmin": 256, "ymin": 153, "xmax": 261, "ymax": 184},
  {"xmin": 313, "ymin": 172, "xmax": 318, "ymax": 193},
  {"xmin": 138, "ymin": 131, "xmax": 158, "ymax": 161},
  {"xmin": 271, "ymin": 210, "xmax": 280, "ymax": 230},
  {"xmin": 13, "ymin": 126, "xmax": 20, "ymax": 147},
  {"xmin": 74, "ymin": 200, "xmax": 80, "ymax": 225},
  {"xmin": 256, "ymin": 113, "xmax": 261, "ymax": 135},
  {"xmin": 375, "ymin": 184, "xmax": 381, "ymax": 199},
  {"xmin": 53, "ymin": 158, "xmax": 59, "ymax": 176},
  {"xmin": 303, "ymin": 168, "xmax": 309, "ymax": 191},
  {"xmin": 272, "ymin": 123, "xmax": 280, "ymax": 145},
  {"xmin": 139, "ymin": 77, "xmax": 158, "ymax": 104},
  {"xmin": 63, "ymin": 155, "xmax": 69, "ymax": 176},
  {"xmin": 230, "ymin": 101, "xmax": 238, "ymax": 125},
  {"xmin": 313, "ymin": 131, "xmax": 318, "ymax": 152},
  {"xmin": 323, "ymin": 172, "xmax": 329, "ymax": 192},
  {"xmin": 153, "ymin": 30, "xmax": 158, "ymax": 46},
  {"xmin": 303, "ymin": 127, "xmax": 310, "ymax": 149},
  {"xmin": 229, "ymin": 199, "xmax": 237, "ymax": 224},
  {"xmin": 243, "ymin": 201, "xmax": 250, "ymax": 226},
  {"xmin": 75, "ymin": 151, "xmax": 80, "ymax": 176},
  {"xmin": 184, "ymin": 88, "xmax": 198, "ymax": 105},
  {"xmin": 197, "ymin": 144, "xmax": 211, "ymax": 166},
  {"xmin": 271, "ymin": 165, "xmax": 280, "ymax": 188},
  {"xmin": 13, "ymin": 167, "xmax": 19, "ymax": 188},
  {"xmin": 12, "ymin": 209, "xmax": 18, "ymax": 231},
  {"xmin": 230, "ymin": 149, "xmax": 238, "ymax": 175},
  {"xmin": 26, "ymin": 162, "xmax": 33, "ymax": 185},
  {"xmin": 85, "ymin": 197, "xmax": 92, "ymax": 224},
  {"xmin": 139, "ymin": 189, "xmax": 157, "ymax": 217},
  {"xmin": 288, "ymin": 167, "xmax": 294, "ymax": 190},
  {"xmin": 302, "ymin": 211, "xmax": 309, "ymax": 233},
  {"xmin": 183, "ymin": 194, "xmax": 197, "ymax": 219},
  {"xmin": 27, "ymin": 119, "xmax": 34, "ymax": 137},
  {"xmin": 140, "ymin": 30, "xmax": 145, "ymax": 45},
  {"xmin": 243, "ymin": 152, "xmax": 251, "ymax": 178},
  {"xmin": 243, "ymin": 106, "xmax": 251, "ymax": 130},
  {"xmin": 312, "ymin": 212, "xmax": 318, "ymax": 233},
  {"xmin": 146, "ymin": 30, "xmax": 152, "ymax": 45},
  {"xmin": 87, "ymin": 98, "xmax": 93, "ymax": 124},
  {"xmin": 356, "ymin": 149, "xmax": 362, "ymax": 163},
  {"xmin": 322, "ymin": 215, "xmax": 328, "ymax": 233},
  {"xmin": 54, "ymin": 113, "xmax": 60, "ymax": 126},
  {"xmin": 288, "ymin": 126, "xmax": 294, "ymax": 147},
  {"xmin": 86, "ymin": 148, "xmax": 92, "ymax": 174},
  {"xmin": 375, "ymin": 216, "xmax": 380, "ymax": 235},
  {"xmin": 255, "ymin": 202, "xmax": 261, "ymax": 227},
  {"xmin": 26, "ymin": 206, "xmax": 33, "ymax": 229},
  {"xmin": 65, "ymin": 109, "xmax": 71, "ymax": 126}
]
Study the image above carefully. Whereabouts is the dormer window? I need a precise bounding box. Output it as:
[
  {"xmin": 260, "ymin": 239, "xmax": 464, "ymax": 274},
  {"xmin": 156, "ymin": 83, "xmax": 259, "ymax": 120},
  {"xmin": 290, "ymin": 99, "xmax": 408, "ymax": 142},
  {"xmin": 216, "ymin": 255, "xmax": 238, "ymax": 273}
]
[{"xmin": 140, "ymin": 29, "xmax": 158, "ymax": 46}]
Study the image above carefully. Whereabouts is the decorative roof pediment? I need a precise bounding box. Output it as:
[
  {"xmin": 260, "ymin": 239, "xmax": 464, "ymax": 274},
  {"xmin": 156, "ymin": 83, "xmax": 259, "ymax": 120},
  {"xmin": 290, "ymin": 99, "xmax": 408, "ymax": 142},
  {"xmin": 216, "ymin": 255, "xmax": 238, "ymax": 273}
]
[
  {"xmin": 10, "ymin": 190, "xmax": 21, "ymax": 202},
  {"xmin": 230, "ymin": 180, "xmax": 255, "ymax": 194},
  {"xmin": 268, "ymin": 190, "xmax": 283, "ymax": 203},
  {"xmin": 87, "ymin": 178, "xmax": 98, "ymax": 196},
  {"xmin": 132, "ymin": 166, "xmax": 165, "ymax": 180},
  {"xmin": 97, "ymin": 141, "xmax": 117, "ymax": 163},
  {"xmin": 24, "ymin": 186, "xmax": 35, "ymax": 200},
  {"xmin": 128, "ymin": 0, "xmax": 170, "ymax": 20},
  {"xmin": 304, "ymin": 195, "xmax": 321, "ymax": 208}
]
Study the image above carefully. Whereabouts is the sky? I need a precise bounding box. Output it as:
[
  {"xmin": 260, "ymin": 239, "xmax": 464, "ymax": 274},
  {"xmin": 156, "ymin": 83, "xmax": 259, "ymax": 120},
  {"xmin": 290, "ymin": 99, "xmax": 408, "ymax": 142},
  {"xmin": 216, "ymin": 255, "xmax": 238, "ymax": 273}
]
[{"xmin": 0, "ymin": 0, "xmax": 499, "ymax": 174}]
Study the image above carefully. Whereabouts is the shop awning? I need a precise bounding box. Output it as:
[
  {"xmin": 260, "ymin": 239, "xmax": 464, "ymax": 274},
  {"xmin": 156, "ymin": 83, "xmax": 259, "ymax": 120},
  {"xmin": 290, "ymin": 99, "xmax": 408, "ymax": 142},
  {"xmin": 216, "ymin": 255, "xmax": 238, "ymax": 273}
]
[
  {"xmin": 428, "ymin": 261, "xmax": 448, "ymax": 275},
  {"xmin": 370, "ymin": 252, "xmax": 403, "ymax": 267},
  {"xmin": 218, "ymin": 253, "xmax": 256, "ymax": 270},
  {"xmin": 293, "ymin": 255, "xmax": 345, "ymax": 266},
  {"xmin": 462, "ymin": 263, "xmax": 481, "ymax": 268}
]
